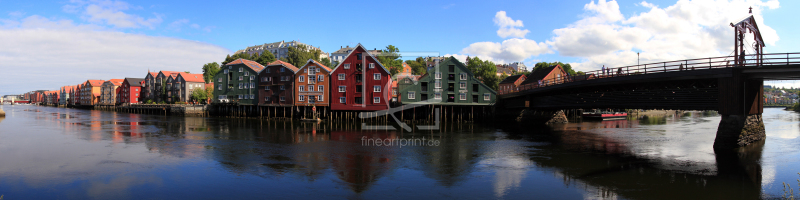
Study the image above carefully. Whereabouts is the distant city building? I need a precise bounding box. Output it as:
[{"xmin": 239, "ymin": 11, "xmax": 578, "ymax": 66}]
[
  {"xmin": 330, "ymin": 46, "xmax": 383, "ymax": 66},
  {"xmin": 235, "ymin": 40, "xmax": 327, "ymax": 60},
  {"xmin": 764, "ymin": 85, "xmax": 773, "ymax": 89}
]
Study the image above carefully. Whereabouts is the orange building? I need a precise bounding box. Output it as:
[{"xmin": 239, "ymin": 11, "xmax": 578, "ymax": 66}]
[{"xmin": 294, "ymin": 59, "xmax": 332, "ymax": 107}]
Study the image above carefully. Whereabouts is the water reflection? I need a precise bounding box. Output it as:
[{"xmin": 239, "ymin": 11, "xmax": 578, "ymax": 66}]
[{"xmin": 0, "ymin": 105, "xmax": 797, "ymax": 199}]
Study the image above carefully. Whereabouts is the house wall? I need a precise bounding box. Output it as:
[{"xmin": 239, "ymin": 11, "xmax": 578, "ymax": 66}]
[
  {"xmin": 294, "ymin": 62, "xmax": 329, "ymax": 107},
  {"xmin": 213, "ymin": 63, "xmax": 260, "ymax": 105},
  {"xmin": 400, "ymin": 58, "xmax": 496, "ymax": 105},
  {"xmin": 258, "ymin": 65, "xmax": 295, "ymax": 106},
  {"xmin": 329, "ymin": 46, "xmax": 391, "ymax": 111}
]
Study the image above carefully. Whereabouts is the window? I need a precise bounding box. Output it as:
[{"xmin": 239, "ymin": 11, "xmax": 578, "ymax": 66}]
[
  {"xmin": 265, "ymin": 96, "xmax": 271, "ymax": 101},
  {"xmin": 435, "ymin": 93, "xmax": 441, "ymax": 99},
  {"xmin": 299, "ymin": 95, "xmax": 305, "ymax": 101},
  {"xmin": 404, "ymin": 79, "xmax": 410, "ymax": 83},
  {"xmin": 460, "ymin": 82, "xmax": 466, "ymax": 89},
  {"xmin": 262, "ymin": 77, "xmax": 267, "ymax": 81},
  {"xmin": 250, "ymin": 83, "xmax": 254, "ymax": 88},
  {"xmin": 280, "ymin": 68, "xmax": 285, "ymax": 72},
  {"xmin": 318, "ymin": 75, "xmax": 323, "ymax": 82},
  {"xmin": 218, "ymin": 78, "xmax": 222, "ymax": 82},
  {"xmin": 309, "ymin": 67, "xmax": 316, "ymax": 74},
  {"xmin": 473, "ymin": 84, "xmax": 479, "ymax": 92},
  {"xmin": 239, "ymin": 83, "xmax": 243, "ymax": 89},
  {"xmin": 316, "ymin": 68, "xmax": 321, "ymax": 73},
  {"xmin": 280, "ymin": 96, "xmax": 285, "ymax": 101},
  {"xmin": 373, "ymin": 73, "xmax": 381, "ymax": 80},
  {"xmin": 373, "ymin": 85, "xmax": 381, "ymax": 92},
  {"xmin": 299, "ymin": 76, "xmax": 305, "ymax": 82},
  {"xmin": 265, "ymin": 86, "xmax": 270, "ymax": 90},
  {"xmin": 338, "ymin": 86, "xmax": 346, "ymax": 92},
  {"xmin": 484, "ymin": 93, "xmax": 490, "ymax": 101},
  {"xmin": 393, "ymin": 90, "xmax": 397, "ymax": 95},
  {"xmin": 244, "ymin": 71, "xmax": 249, "ymax": 76},
  {"xmin": 250, "ymin": 75, "xmax": 254, "ymax": 80},
  {"xmin": 344, "ymin": 64, "xmax": 350, "ymax": 69},
  {"xmin": 250, "ymin": 94, "xmax": 254, "ymax": 99},
  {"xmin": 239, "ymin": 76, "xmax": 243, "ymax": 81},
  {"xmin": 280, "ymin": 85, "xmax": 285, "ymax": 90},
  {"xmin": 239, "ymin": 67, "xmax": 243, "ymax": 72},
  {"xmin": 373, "ymin": 97, "xmax": 380, "ymax": 103},
  {"xmin": 309, "ymin": 76, "xmax": 316, "ymax": 83},
  {"xmin": 224, "ymin": 69, "xmax": 229, "ymax": 74},
  {"xmin": 339, "ymin": 97, "xmax": 345, "ymax": 103},
  {"xmin": 369, "ymin": 63, "xmax": 374, "ymax": 69},
  {"xmin": 435, "ymin": 73, "xmax": 441, "ymax": 79},
  {"xmin": 338, "ymin": 74, "xmax": 345, "ymax": 80},
  {"xmin": 435, "ymin": 81, "xmax": 441, "ymax": 88},
  {"xmin": 308, "ymin": 85, "xmax": 314, "ymax": 91},
  {"xmin": 238, "ymin": 95, "xmax": 242, "ymax": 99},
  {"xmin": 408, "ymin": 91, "xmax": 415, "ymax": 99},
  {"xmin": 266, "ymin": 68, "xmax": 270, "ymax": 73},
  {"xmin": 299, "ymin": 86, "xmax": 305, "ymax": 92},
  {"xmin": 460, "ymin": 93, "xmax": 466, "ymax": 100},
  {"xmin": 355, "ymin": 97, "xmax": 363, "ymax": 104},
  {"xmin": 357, "ymin": 53, "xmax": 362, "ymax": 60},
  {"xmin": 460, "ymin": 73, "xmax": 467, "ymax": 80},
  {"xmin": 315, "ymin": 95, "xmax": 323, "ymax": 102},
  {"xmin": 318, "ymin": 85, "xmax": 323, "ymax": 92}
]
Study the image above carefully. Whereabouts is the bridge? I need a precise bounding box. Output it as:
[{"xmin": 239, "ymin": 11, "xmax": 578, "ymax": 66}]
[{"xmin": 497, "ymin": 14, "xmax": 799, "ymax": 150}]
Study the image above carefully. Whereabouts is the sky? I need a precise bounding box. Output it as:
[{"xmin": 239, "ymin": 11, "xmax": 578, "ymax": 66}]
[{"xmin": 1, "ymin": 0, "xmax": 798, "ymax": 95}]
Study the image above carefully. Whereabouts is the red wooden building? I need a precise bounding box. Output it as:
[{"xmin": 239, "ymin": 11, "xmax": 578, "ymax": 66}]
[
  {"xmin": 329, "ymin": 44, "xmax": 392, "ymax": 111},
  {"xmin": 259, "ymin": 60, "xmax": 298, "ymax": 106},
  {"xmin": 119, "ymin": 78, "xmax": 145, "ymax": 104}
]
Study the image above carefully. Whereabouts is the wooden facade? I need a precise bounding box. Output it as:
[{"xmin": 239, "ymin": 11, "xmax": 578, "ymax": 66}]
[
  {"xmin": 294, "ymin": 59, "xmax": 331, "ymax": 107},
  {"xmin": 173, "ymin": 73, "xmax": 206, "ymax": 103},
  {"xmin": 259, "ymin": 60, "xmax": 298, "ymax": 106},
  {"xmin": 213, "ymin": 58, "xmax": 265, "ymax": 105},
  {"xmin": 519, "ymin": 64, "xmax": 570, "ymax": 90},
  {"xmin": 399, "ymin": 56, "xmax": 496, "ymax": 105},
  {"xmin": 81, "ymin": 80, "xmax": 104, "ymax": 105},
  {"xmin": 329, "ymin": 44, "xmax": 393, "ymax": 111},
  {"xmin": 499, "ymin": 74, "xmax": 526, "ymax": 94},
  {"xmin": 119, "ymin": 78, "xmax": 144, "ymax": 104}
]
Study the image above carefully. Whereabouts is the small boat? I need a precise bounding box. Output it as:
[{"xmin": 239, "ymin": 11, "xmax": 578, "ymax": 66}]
[{"xmin": 582, "ymin": 112, "xmax": 627, "ymax": 120}]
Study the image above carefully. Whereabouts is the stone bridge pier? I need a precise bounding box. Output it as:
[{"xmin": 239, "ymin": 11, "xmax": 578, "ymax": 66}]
[{"xmin": 714, "ymin": 72, "xmax": 765, "ymax": 150}]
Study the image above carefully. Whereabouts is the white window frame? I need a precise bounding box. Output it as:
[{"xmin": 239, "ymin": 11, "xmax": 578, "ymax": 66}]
[
  {"xmin": 338, "ymin": 74, "xmax": 345, "ymax": 80},
  {"xmin": 309, "ymin": 67, "xmax": 316, "ymax": 75},
  {"xmin": 318, "ymin": 75, "xmax": 324, "ymax": 82},
  {"xmin": 265, "ymin": 86, "xmax": 270, "ymax": 91},
  {"xmin": 435, "ymin": 73, "xmax": 441, "ymax": 79},
  {"xmin": 265, "ymin": 96, "xmax": 271, "ymax": 101},
  {"xmin": 239, "ymin": 83, "xmax": 243, "ymax": 89},
  {"xmin": 408, "ymin": 91, "xmax": 415, "ymax": 99},
  {"xmin": 239, "ymin": 67, "xmax": 243, "ymax": 72},
  {"xmin": 344, "ymin": 64, "xmax": 350, "ymax": 69},
  {"xmin": 460, "ymin": 82, "xmax": 466, "ymax": 89},
  {"xmin": 373, "ymin": 85, "xmax": 381, "ymax": 92},
  {"xmin": 299, "ymin": 85, "xmax": 304, "ymax": 92},
  {"xmin": 460, "ymin": 73, "xmax": 467, "ymax": 80},
  {"xmin": 317, "ymin": 85, "xmax": 323, "ymax": 92},
  {"xmin": 460, "ymin": 93, "xmax": 466, "ymax": 100},
  {"xmin": 244, "ymin": 71, "xmax": 249, "ymax": 76},
  {"xmin": 280, "ymin": 96, "xmax": 285, "ymax": 101},
  {"xmin": 250, "ymin": 75, "xmax": 254, "ymax": 80},
  {"xmin": 435, "ymin": 93, "xmax": 441, "ymax": 99},
  {"xmin": 308, "ymin": 85, "xmax": 314, "ymax": 91},
  {"xmin": 250, "ymin": 83, "xmax": 254, "ymax": 88},
  {"xmin": 369, "ymin": 63, "xmax": 375, "ymax": 69},
  {"xmin": 339, "ymin": 97, "xmax": 345, "ymax": 103},
  {"xmin": 435, "ymin": 81, "xmax": 441, "ymax": 88},
  {"xmin": 338, "ymin": 86, "xmax": 346, "ymax": 92},
  {"xmin": 373, "ymin": 97, "xmax": 380, "ymax": 103},
  {"xmin": 239, "ymin": 76, "xmax": 243, "ymax": 81},
  {"xmin": 373, "ymin": 73, "xmax": 381, "ymax": 80},
  {"xmin": 309, "ymin": 76, "xmax": 316, "ymax": 83},
  {"xmin": 280, "ymin": 85, "xmax": 285, "ymax": 90},
  {"xmin": 299, "ymin": 75, "xmax": 305, "ymax": 82},
  {"xmin": 299, "ymin": 95, "xmax": 305, "ymax": 101},
  {"xmin": 218, "ymin": 78, "xmax": 222, "ymax": 82},
  {"xmin": 484, "ymin": 93, "xmax": 490, "ymax": 101}
]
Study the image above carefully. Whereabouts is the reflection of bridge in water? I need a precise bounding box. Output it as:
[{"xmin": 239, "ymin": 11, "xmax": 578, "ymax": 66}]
[{"xmin": 499, "ymin": 14, "xmax": 799, "ymax": 149}]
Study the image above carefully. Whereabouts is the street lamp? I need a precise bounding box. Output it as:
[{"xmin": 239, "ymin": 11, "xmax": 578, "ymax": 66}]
[{"xmin": 637, "ymin": 52, "xmax": 640, "ymax": 66}]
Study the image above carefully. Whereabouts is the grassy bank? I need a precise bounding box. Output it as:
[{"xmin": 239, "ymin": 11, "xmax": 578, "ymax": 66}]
[{"xmin": 790, "ymin": 103, "xmax": 800, "ymax": 112}]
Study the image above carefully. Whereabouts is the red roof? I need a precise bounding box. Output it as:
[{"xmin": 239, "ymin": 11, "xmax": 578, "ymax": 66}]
[
  {"xmin": 267, "ymin": 60, "xmax": 299, "ymax": 72},
  {"xmin": 86, "ymin": 80, "xmax": 104, "ymax": 87},
  {"xmin": 226, "ymin": 58, "xmax": 265, "ymax": 72},
  {"xmin": 178, "ymin": 73, "xmax": 205, "ymax": 83},
  {"xmin": 106, "ymin": 79, "xmax": 124, "ymax": 86}
]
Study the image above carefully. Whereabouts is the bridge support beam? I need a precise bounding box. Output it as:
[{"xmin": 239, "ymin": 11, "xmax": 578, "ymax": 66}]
[{"xmin": 714, "ymin": 73, "xmax": 764, "ymax": 149}]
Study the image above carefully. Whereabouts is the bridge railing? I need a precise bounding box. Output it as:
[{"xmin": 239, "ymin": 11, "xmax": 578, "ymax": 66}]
[{"xmin": 503, "ymin": 52, "xmax": 800, "ymax": 95}]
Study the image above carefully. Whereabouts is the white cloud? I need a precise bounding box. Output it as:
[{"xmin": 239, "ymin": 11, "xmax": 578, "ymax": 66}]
[
  {"xmin": 167, "ymin": 19, "xmax": 189, "ymax": 31},
  {"xmin": 8, "ymin": 11, "xmax": 26, "ymax": 18},
  {"xmin": 0, "ymin": 15, "xmax": 230, "ymax": 95},
  {"xmin": 548, "ymin": 0, "xmax": 781, "ymax": 72},
  {"xmin": 453, "ymin": 11, "xmax": 550, "ymax": 64},
  {"xmin": 494, "ymin": 11, "xmax": 529, "ymax": 38},
  {"xmin": 65, "ymin": 0, "xmax": 163, "ymax": 29}
]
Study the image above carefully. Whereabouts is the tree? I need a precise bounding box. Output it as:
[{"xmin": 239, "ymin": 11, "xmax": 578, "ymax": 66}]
[
  {"xmin": 191, "ymin": 88, "xmax": 207, "ymax": 103},
  {"xmin": 222, "ymin": 53, "xmax": 253, "ymax": 65},
  {"xmin": 467, "ymin": 57, "xmax": 500, "ymax": 90},
  {"xmin": 184, "ymin": 71, "xmax": 190, "ymax": 73},
  {"xmin": 319, "ymin": 57, "xmax": 332, "ymax": 68},
  {"xmin": 202, "ymin": 62, "xmax": 220, "ymax": 83},
  {"xmin": 205, "ymin": 85, "xmax": 214, "ymax": 104},
  {"xmin": 376, "ymin": 45, "xmax": 403, "ymax": 75},
  {"xmin": 532, "ymin": 61, "xmax": 576, "ymax": 75},
  {"xmin": 405, "ymin": 57, "xmax": 428, "ymax": 75},
  {"xmin": 284, "ymin": 44, "xmax": 322, "ymax": 67},
  {"xmin": 256, "ymin": 50, "xmax": 276, "ymax": 66}
]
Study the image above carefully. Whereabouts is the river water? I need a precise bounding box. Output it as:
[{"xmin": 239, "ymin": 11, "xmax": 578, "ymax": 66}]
[{"xmin": 0, "ymin": 105, "xmax": 798, "ymax": 199}]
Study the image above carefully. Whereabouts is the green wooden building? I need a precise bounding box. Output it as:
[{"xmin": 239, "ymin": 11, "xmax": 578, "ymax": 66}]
[
  {"xmin": 399, "ymin": 56, "xmax": 496, "ymax": 105},
  {"xmin": 212, "ymin": 58, "xmax": 266, "ymax": 105}
]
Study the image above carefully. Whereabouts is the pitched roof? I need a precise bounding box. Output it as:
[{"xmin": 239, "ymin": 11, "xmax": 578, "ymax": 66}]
[
  {"xmin": 177, "ymin": 73, "xmax": 205, "ymax": 83},
  {"xmin": 267, "ymin": 60, "xmax": 299, "ymax": 72},
  {"xmin": 522, "ymin": 65, "xmax": 560, "ymax": 85},
  {"xmin": 331, "ymin": 43, "xmax": 391, "ymax": 74},
  {"xmin": 496, "ymin": 65, "xmax": 515, "ymax": 75},
  {"xmin": 297, "ymin": 59, "xmax": 331, "ymax": 73},
  {"xmin": 106, "ymin": 79, "xmax": 124, "ymax": 86},
  {"xmin": 226, "ymin": 58, "xmax": 266, "ymax": 72},
  {"xmin": 125, "ymin": 78, "xmax": 145, "ymax": 87},
  {"xmin": 86, "ymin": 80, "xmax": 104, "ymax": 87},
  {"xmin": 500, "ymin": 74, "xmax": 525, "ymax": 84}
]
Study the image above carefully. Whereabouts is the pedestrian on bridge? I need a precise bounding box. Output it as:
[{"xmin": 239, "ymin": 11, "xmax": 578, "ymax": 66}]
[{"xmin": 601, "ymin": 65, "xmax": 605, "ymax": 76}]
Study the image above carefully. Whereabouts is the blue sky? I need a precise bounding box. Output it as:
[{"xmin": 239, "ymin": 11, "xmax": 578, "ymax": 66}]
[{"xmin": 1, "ymin": 0, "xmax": 798, "ymax": 94}]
